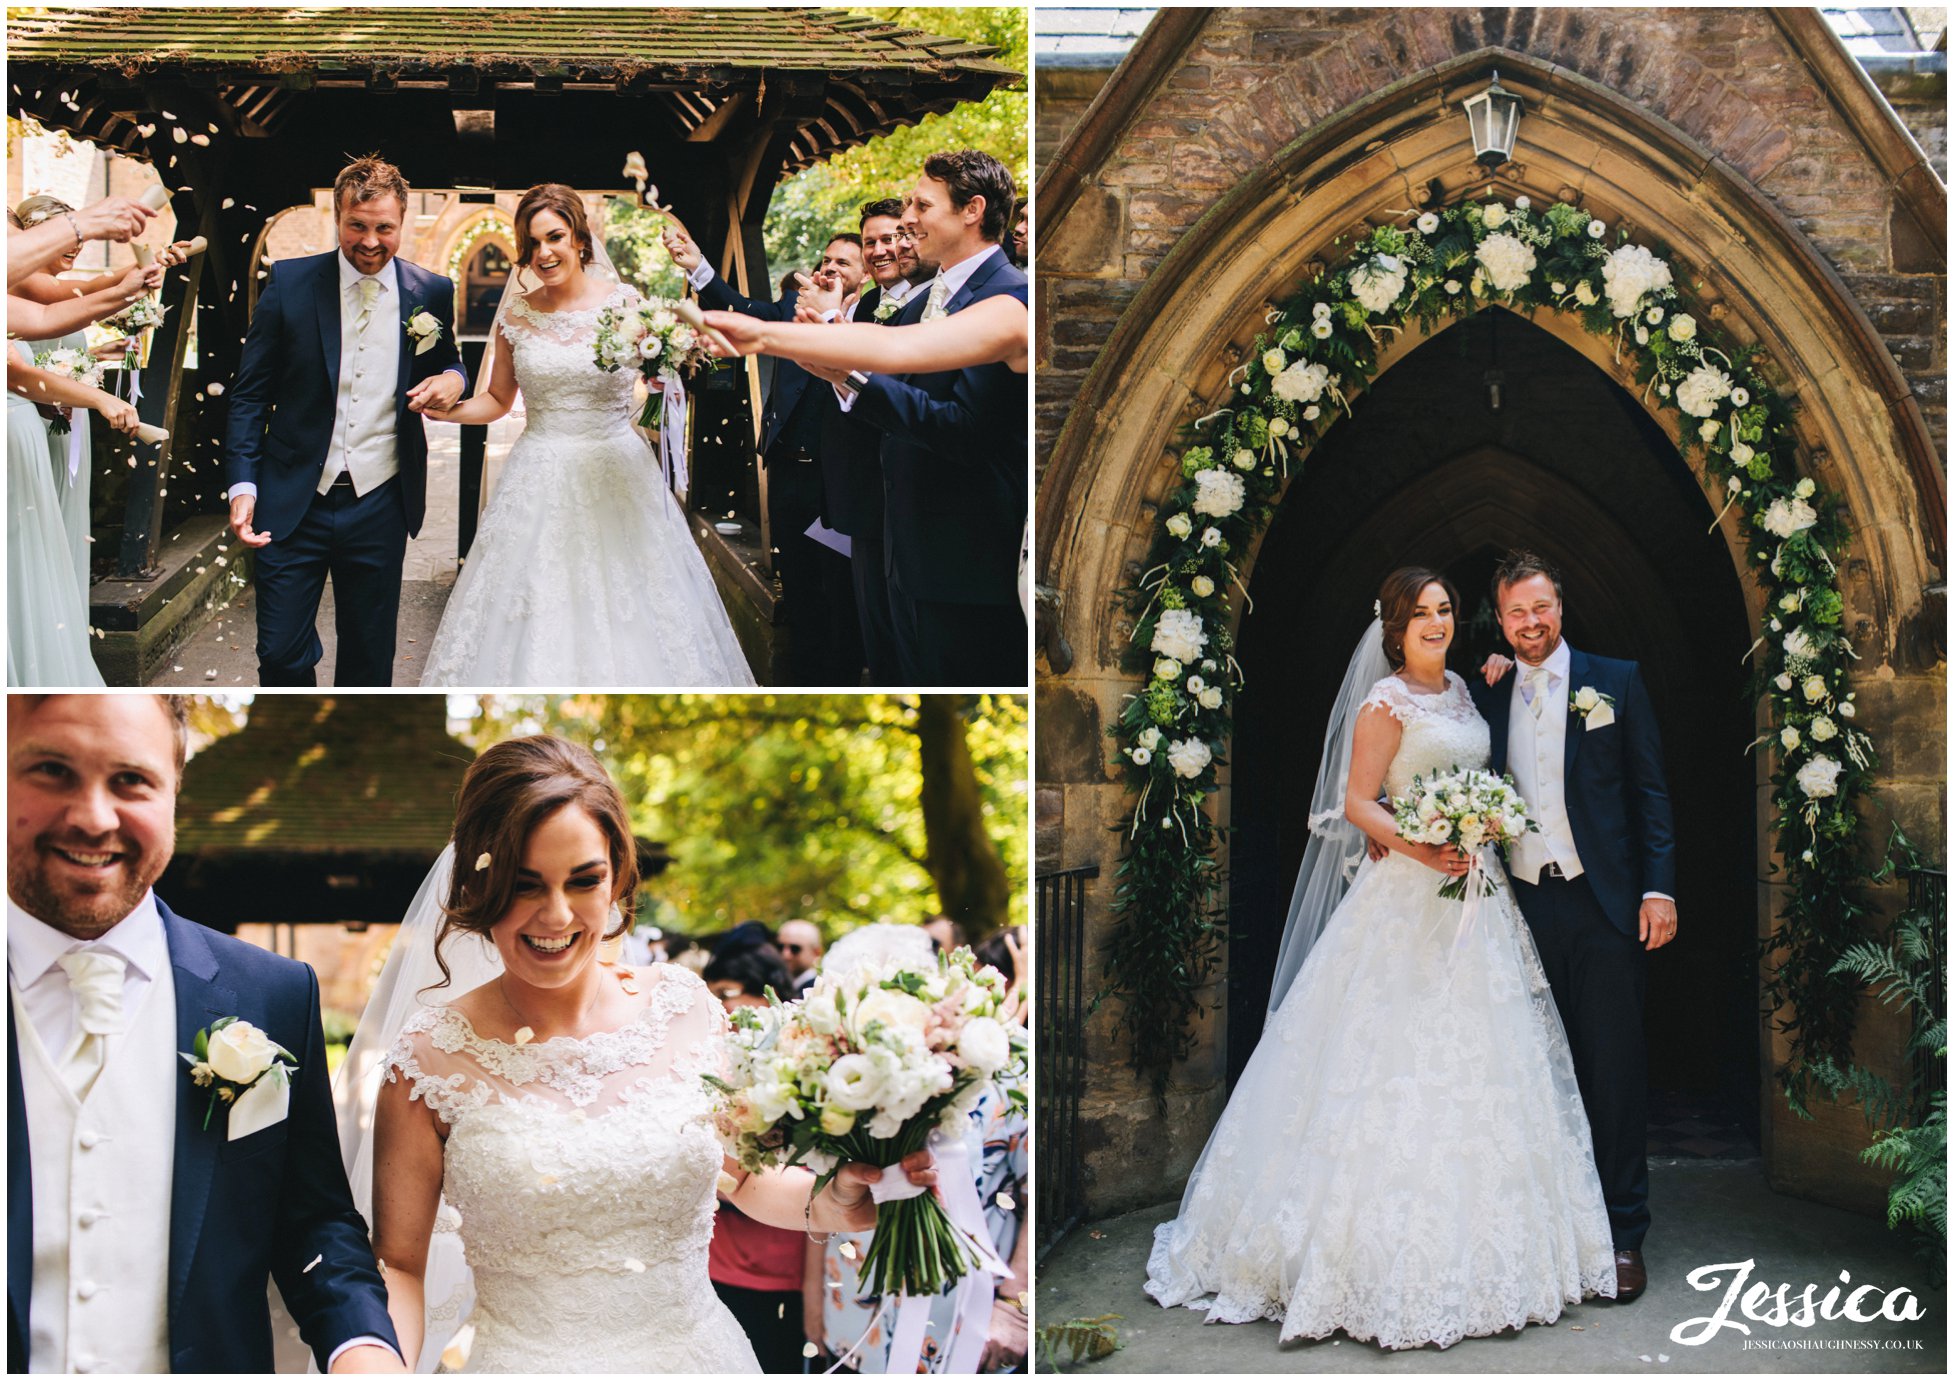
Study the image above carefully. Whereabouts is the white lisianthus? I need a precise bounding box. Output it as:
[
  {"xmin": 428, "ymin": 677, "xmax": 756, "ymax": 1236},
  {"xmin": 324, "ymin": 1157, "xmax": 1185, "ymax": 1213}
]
[
  {"xmin": 1780, "ymin": 725, "xmax": 1801, "ymax": 751},
  {"xmin": 1166, "ymin": 737, "xmax": 1212, "ymax": 779},
  {"xmin": 1416, "ymin": 211, "xmax": 1440, "ymax": 234},
  {"xmin": 1197, "ymin": 686, "xmax": 1224, "ymax": 710},
  {"xmin": 1601, "ymin": 243, "xmax": 1673, "ymax": 318},
  {"xmin": 1635, "ymin": 325, "xmax": 1650, "ymax": 346},
  {"xmin": 1200, "ymin": 659, "xmax": 1217, "ymax": 672},
  {"xmin": 1515, "ymin": 195, "xmax": 1531, "ymax": 210},
  {"xmin": 1761, "ymin": 496, "xmax": 1818, "ymax": 539},
  {"xmin": 1151, "ymin": 608, "xmax": 1207, "ymax": 663},
  {"xmin": 1312, "ymin": 301, "xmax": 1334, "ymax": 320},
  {"xmin": 957, "ymin": 1017, "xmax": 1010, "ymax": 1075},
  {"xmin": 1730, "ymin": 387, "xmax": 1750, "ymax": 407},
  {"xmin": 1796, "ymin": 755, "xmax": 1842, "ymax": 799},
  {"xmin": 750, "ymin": 1081, "xmax": 800, "ymax": 1124},
  {"xmin": 1303, "ymin": 404, "xmax": 1320, "ymax": 421},
  {"xmin": 1794, "ymin": 477, "xmax": 1815, "ymax": 500},
  {"xmin": 1801, "ymin": 674, "xmax": 1828, "ymax": 704},
  {"xmin": 1573, "ymin": 280, "xmax": 1599, "ymax": 306},
  {"xmin": 1312, "ymin": 319, "xmax": 1334, "ymax": 339},
  {"xmin": 1444, "ymin": 280, "xmax": 1462, "ymax": 295},
  {"xmin": 1200, "ymin": 526, "xmax": 1223, "ymax": 548},
  {"xmin": 1676, "ymin": 364, "xmax": 1734, "ymax": 418},
  {"xmin": 1350, "ymin": 255, "xmax": 1407, "ymax": 314},
  {"xmin": 824, "ymin": 1053, "xmax": 887, "ymax": 1111},
  {"xmin": 1190, "ymin": 574, "xmax": 1216, "ymax": 598},
  {"xmin": 1810, "ymin": 715, "xmax": 1838, "ymax": 742},
  {"xmin": 1271, "ymin": 359, "xmax": 1331, "ymax": 404},
  {"xmin": 1469, "ymin": 269, "xmax": 1487, "ymax": 298},
  {"xmin": 1130, "ymin": 746, "xmax": 1152, "ymax": 766},
  {"xmin": 1839, "ymin": 699, "xmax": 1855, "ymax": 718},
  {"xmin": 206, "ymin": 1021, "xmax": 281, "ymax": 1084},
  {"xmin": 1646, "ymin": 306, "xmax": 1665, "ymax": 325},
  {"xmin": 1137, "ymin": 726, "xmax": 1162, "ymax": 751},
  {"xmin": 1668, "ymin": 313, "xmax": 1697, "ymax": 342},
  {"xmin": 1233, "ymin": 447, "xmax": 1256, "ymax": 469},
  {"xmin": 1154, "ymin": 657, "xmax": 1182, "ymax": 680},
  {"xmin": 1659, "ymin": 381, "xmax": 1671, "ymax": 398},
  {"xmin": 1473, "ymin": 232, "xmax": 1536, "ymax": 293},
  {"xmin": 1728, "ymin": 476, "xmax": 1743, "ymax": 493},
  {"xmin": 1775, "ymin": 673, "xmax": 1793, "ymax": 691},
  {"xmin": 803, "ymin": 991, "xmax": 841, "ymax": 1035},
  {"xmin": 1185, "ymin": 675, "xmax": 1206, "ymax": 695},
  {"xmin": 1262, "ymin": 347, "xmax": 1287, "ymax": 376},
  {"xmin": 637, "ymin": 335, "xmax": 664, "ymax": 360},
  {"xmin": 1165, "ymin": 512, "xmax": 1193, "ymax": 539},
  {"xmin": 1587, "ymin": 218, "xmax": 1608, "ymax": 239},
  {"xmin": 1481, "ymin": 201, "xmax": 1509, "ymax": 228}
]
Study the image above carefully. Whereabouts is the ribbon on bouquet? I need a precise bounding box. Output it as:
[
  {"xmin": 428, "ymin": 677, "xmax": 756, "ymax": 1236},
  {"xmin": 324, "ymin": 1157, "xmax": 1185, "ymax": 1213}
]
[
  {"xmin": 65, "ymin": 416, "xmax": 85, "ymax": 481},
  {"xmin": 655, "ymin": 365, "xmax": 688, "ymax": 508},
  {"xmin": 1452, "ymin": 855, "xmax": 1489, "ymax": 960},
  {"xmin": 861, "ymin": 1133, "xmax": 1011, "ymax": 1377}
]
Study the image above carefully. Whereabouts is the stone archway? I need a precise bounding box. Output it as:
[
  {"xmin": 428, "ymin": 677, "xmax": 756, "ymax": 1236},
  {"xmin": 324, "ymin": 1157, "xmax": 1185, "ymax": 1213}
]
[{"xmin": 1037, "ymin": 43, "xmax": 1945, "ymax": 1215}]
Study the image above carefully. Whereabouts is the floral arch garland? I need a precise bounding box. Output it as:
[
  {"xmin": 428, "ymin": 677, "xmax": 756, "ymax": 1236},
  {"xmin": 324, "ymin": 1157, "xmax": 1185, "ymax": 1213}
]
[{"xmin": 1105, "ymin": 193, "xmax": 1880, "ymax": 1100}]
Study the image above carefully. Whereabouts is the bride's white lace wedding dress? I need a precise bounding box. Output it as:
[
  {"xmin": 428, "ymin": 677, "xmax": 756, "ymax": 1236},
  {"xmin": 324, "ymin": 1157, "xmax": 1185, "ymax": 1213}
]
[
  {"xmin": 383, "ymin": 964, "xmax": 761, "ymax": 1373},
  {"xmin": 420, "ymin": 283, "xmax": 756, "ymax": 686},
  {"xmin": 1146, "ymin": 672, "xmax": 1616, "ymax": 1350}
]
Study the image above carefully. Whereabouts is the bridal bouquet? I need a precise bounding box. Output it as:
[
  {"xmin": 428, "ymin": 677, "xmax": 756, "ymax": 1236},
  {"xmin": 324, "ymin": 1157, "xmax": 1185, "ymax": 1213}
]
[
  {"xmin": 592, "ymin": 296, "xmax": 716, "ymax": 428},
  {"xmin": 705, "ymin": 946, "xmax": 1025, "ymax": 1298},
  {"xmin": 1393, "ymin": 766, "xmax": 1537, "ymax": 900},
  {"xmin": 99, "ymin": 294, "xmax": 166, "ymax": 335},
  {"xmin": 30, "ymin": 346, "xmax": 103, "ymax": 433}
]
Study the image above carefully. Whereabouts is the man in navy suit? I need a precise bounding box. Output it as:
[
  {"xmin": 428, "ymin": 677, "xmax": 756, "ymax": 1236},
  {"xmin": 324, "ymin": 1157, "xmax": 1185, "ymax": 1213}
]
[
  {"xmin": 8, "ymin": 695, "xmax": 401, "ymax": 1373},
  {"xmin": 225, "ymin": 156, "xmax": 466, "ymax": 687},
  {"xmin": 833, "ymin": 151, "xmax": 1028, "ymax": 686},
  {"xmin": 1469, "ymin": 550, "xmax": 1677, "ymax": 1303},
  {"xmin": 672, "ymin": 229, "xmax": 867, "ymax": 684}
]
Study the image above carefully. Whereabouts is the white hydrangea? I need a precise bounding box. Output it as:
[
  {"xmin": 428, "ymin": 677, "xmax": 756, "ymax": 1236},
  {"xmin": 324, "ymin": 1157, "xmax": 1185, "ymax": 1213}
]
[
  {"xmin": 1150, "ymin": 608, "xmax": 1207, "ymax": 663},
  {"xmin": 1165, "ymin": 737, "xmax": 1212, "ymax": 779},
  {"xmin": 1761, "ymin": 496, "xmax": 1818, "ymax": 539},
  {"xmin": 1677, "ymin": 364, "xmax": 1734, "ymax": 418},
  {"xmin": 1600, "ymin": 243, "xmax": 1673, "ymax": 318},
  {"xmin": 1271, "ymin": 359, "xmax": 1331, "ymax": 404},
  {"xmin": 1350, "ymin": 255, "xmax": 1406, "ymax": 314},
  {"xmin": 1474, "ymin": 232, "xmax": 1537, "ymax": 293},
  {"xmin": 1796, "ymin": 755, "xmax": 1842, "ymax": 799}
]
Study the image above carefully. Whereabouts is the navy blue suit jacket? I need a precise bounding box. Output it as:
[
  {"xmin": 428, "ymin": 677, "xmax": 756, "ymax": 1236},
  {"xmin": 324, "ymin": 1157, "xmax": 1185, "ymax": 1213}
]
[
  {"xmin": 853, "ymin": 248, "xmax": 1027, "ymax": 607},
  {"xmin": 224, "ymin": 252, "xmax": 466, "ymax": 540},
  {"xmin": 816, "ymin": 284, "xmax": 896, "ymax": 538},
  {"xmin": 696, "ymin": 269, "xmax": 820, "ymax": 460},
  {"xmin": 1470, "ymin": 646, "xmax": 1678, "ymax": 937},
  {"xmin": 8, "ymin": 901, "xmax": 397, "ymax": 1373}
]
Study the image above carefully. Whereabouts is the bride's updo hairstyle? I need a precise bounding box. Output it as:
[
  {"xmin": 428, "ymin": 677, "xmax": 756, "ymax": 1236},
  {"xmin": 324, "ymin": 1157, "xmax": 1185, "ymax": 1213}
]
[
  {"xmin": 431, "ymin": 734, "xmax": 639, "ymax": 988},
  {"xmin": 1376, "ymin": 566, "xmax": 1460, "ymax": 668},
  {"xmin": 512, "ymin": 183, "xmax": 594, "ymax": 270}
]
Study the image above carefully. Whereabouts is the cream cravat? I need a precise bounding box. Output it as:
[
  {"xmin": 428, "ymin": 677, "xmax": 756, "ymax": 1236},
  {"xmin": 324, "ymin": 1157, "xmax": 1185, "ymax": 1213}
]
[
  {"xmin": 1524, "ymin": 664, "xmax": 1551, "ymax": 720},
  {"xmin": 356, "ymin": 273, "xmax": 380, "ymax": 332},
  {"xmin": 54, "ymin": 950, "xmax": 126, "ymax": 1098},
  {"xmin": 921, "ymin": 273, "xmax": 952, "ymax": 322}
]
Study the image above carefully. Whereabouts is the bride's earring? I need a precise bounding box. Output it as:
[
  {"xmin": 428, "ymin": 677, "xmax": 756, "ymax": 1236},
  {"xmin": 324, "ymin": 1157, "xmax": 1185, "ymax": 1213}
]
[{"xmin": 598, "ymin": 906, "xmax": 640, "ymax": 993}]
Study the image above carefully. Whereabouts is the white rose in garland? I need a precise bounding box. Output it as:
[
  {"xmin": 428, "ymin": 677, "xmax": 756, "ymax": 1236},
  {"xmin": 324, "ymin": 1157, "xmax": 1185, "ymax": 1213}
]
[
  {"xmin": 1271, "ymin": 358, "xmax": 1331, "ymax": 404},
  {"xmin": 1473, "ymin": 233, "xmax": 1536, "ymax": 293},
  {"xmin": 1165, "ymin": 512, "xmax": 1193, "ymax": 540},
  {"xmin": 1151, "ymin": 608, "xmax": 1207, "ymax": 663},
  {"xmin": 1668, "ymin": 313, "xmax": 1697, "ymax": 342},
  {"xmin": 1349, "ymin": 254, "xmax": 1407, "ymax": 314},
  {"xmin": 1600, "ymin": 243, "xmax": 1673, "ymax": 318},
  {"xmin": 1795, "ymin": 755, "xmax": 1842, "ymax": 799},
  {"xmin": 1676, "ymin": 364, "xmax": 1733, "ymax": 418},
  {"xmin": 1762, "ymin": 496, "xmax": 1818, "ymax": 539},
  {"xmin": 1166, "ymin": 738, "xmax": 1212, "ymax": 779},
  {"xmin": 1191, "ymin": 469, "xmax": 1245, "ymax": 518}
]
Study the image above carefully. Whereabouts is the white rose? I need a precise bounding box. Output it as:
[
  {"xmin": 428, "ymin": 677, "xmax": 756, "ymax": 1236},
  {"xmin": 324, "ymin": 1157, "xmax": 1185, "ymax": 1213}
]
[
  {"xmin": 1268, "ymin": 417, "xmax": 1289, "ymax": 438},
  {"xmin": 857, "ymin": 987, "xmax": 931, "ymax": 1035},
  {"xmin": 1573, "ymin": 280, "xmax": 1599, "ymax": 306},
  {"xmin": 1150, "ymin": 608, "xmax": 1207, "ymax": 663},
  {"xmin": 1474, "ymin": 233, "xmax": 1537, "ymax": 293},
  {"xmin": 1416, "ymin": 212, "xmax": 1440, "ymax": 234},
  {"xmin": 1232, "ymin": 448, "xmax": 1255, "ymax": 469},
  {"xmin": 1197, "ymin": 686, "xmax": 1224, "ymax": 710},
  {"xmin": 1444, "ymin": 280, "xmax": 1462, "ymax": 295},
  {"xmin": 1166, "ymin": 737, "xmax": 1212, "ymax": 779},
  {"xmin": 1262, "ymin": 347, "xmax": 1287, "ymax": 376},
  {"xmin": 1780, "ymin": 591, "xmax": 1803, "ymax": 613},
  {"xmin": 1676, "ymin": 364, "xmax": 1733, "ymax": 418},
  {"xmin": 1165, "ymin": 512, "xmax": 1193, "ymax": 539},
  {"xmin": 803, "ymin": 991, "xmax": 841, "ymax": 1035},
  {"xmin": 1587, "ymin": 219, "xmax": 1608, "ymax": 239},
  {"xmin": 1200, "ymin": 526, "xmax": 1223, "ymax": 548},
  {"xmin": 1154, "ymin": 657, "xmax": 1182, "ymax": 680},
  {"xmin": 617, "ymin": 313, "xmax": 648, "ymax": 343},
  {"xmin": 1761, "ymin": 497, "xmax": 1818, "ymax": 539},
  {"xmin": 1669, "ymin": 313, "xmax": 1697, "ymax": 341},
  {"xmin": 1191, "ymin": 468, "xmax": 1246, "ymax": 518},
  {"xmin": 1130, "ymin": 746, "xmax": 1152, "ymax": 766},
  {"xmin": 1201, "ymin": 659, "xmax": 1216, "ymax": 672},
  {"xmin": 1600, "ymin": 243, "xmax": 1673, "ymax": 318},
  {"xmin": 1190, "ymin": 574, "xmax": 1215, "ymax": 598},
  {"xmin": 1573, "ymin": 687, "xmax": 1599, "ymax": 712},
  {"xmin": 1780, "ymin": 725, "xmax": 1801, "ymax": 751},
  {"xmin": 957, "ymin": 1016, "xmax": 1011, "ymax": 1074},
  {"xmin": 206, "ymin": 1020, "xmax": 280, "ymax": 1084},
  {"xmin": 1481, "ymin": 201, "xmax": 1509, "ymax": 228},
  {"xmin": 1796, "ymin": 755, "xmax": 1842, "ymax": 799},
  {"xmin": 1795, "ymin": 477, "xmax": 1815, "ymax": 500},
  {"xmin": 1728, "ymin": 476, "xmax": 1743, "ymax": 493},
  {"xmin": 1137, "ymin": 726, "xmax": 1162, "ymax": 751},
  {"xmin": 1350, "ymin": 257, "xmax": 1408, "ymax": 314},
  {"xmin": 1271, "ymin": 359, "xmax": 1331, "ymax": 404},
  {"xmin": 1730, "ymin": 442, "xmax": 1754, "ymax": 466},
  {"xmin": 1810, "ymin": 715, "xmax": 1837, "ymax": 742},
  {"xmin": 1775, "ymin": 673, "xmax": 1793, "ymax": 691},
  {"xmin": 1801, "ymin": 674, "xmax": 1828, "ymax": 704}
]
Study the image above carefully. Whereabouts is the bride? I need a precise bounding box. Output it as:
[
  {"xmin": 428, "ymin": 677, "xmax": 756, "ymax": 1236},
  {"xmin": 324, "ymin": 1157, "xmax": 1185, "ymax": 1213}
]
[
  {"xmin": 1145, "ymin": 567, "xmax": 1616, "ymax": 1349},
  {"xmin": 418, "ymin": 184, "xmax": 755, "ymax": 686},
  {"xmin": 339, "ymin": 733, "xmax": 931, "ymax": 1372}
]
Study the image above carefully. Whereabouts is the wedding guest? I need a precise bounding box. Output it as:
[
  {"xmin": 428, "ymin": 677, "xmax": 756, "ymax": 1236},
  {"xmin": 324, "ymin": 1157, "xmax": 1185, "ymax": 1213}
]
[
  {"xmin": 922, "ymin": 914, "xmax": 967, "ymax": 954},
  {"xmin": 7, "ymin": 192, "xmax": 152, "ymax": 286},
  {"xmin": 1006, "ymin": 198, "xmax": 1028, "ymax": 267},
  {"xmin": 776, "ymin": 918, "xmax": 824, "ymax": 995},
  {"xmin": 705, "ymin": 944, "xmax": 810, "ymax": 1373},
  {"xmin": 702, "ymin": 294, "xmax": 1028, "ymax": 375}
]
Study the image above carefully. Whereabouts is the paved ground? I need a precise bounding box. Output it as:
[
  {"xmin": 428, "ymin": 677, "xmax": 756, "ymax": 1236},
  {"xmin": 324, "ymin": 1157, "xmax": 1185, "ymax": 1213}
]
[
  {"xmin": 1037, "ymin": 1159, "xmax": 1945, "ymax": 1373},
  {"xmin": 149, "ymin": 419, "xmax": 516, "ymax": 687}
]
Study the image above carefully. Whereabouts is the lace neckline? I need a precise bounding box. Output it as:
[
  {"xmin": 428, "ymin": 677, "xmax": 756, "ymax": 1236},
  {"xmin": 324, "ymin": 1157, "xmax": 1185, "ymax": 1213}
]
[
  {"xmin": 1385, "ymin": 670, "xmax": 1459, "ymax": 700},
  {"xmin": 429, "ymin": 964, "xmax": 698, "ymax": 1064},
  {"xmin": 508, "ymin": 282, "xmax": 626, "ymax": 323}
]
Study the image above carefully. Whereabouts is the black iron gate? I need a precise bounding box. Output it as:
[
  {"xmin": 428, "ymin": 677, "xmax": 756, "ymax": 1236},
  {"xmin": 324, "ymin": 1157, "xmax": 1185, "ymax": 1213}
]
[{"xmin": 1036, "ymin": 862, "xmax": 1098, "ymax": 1260}]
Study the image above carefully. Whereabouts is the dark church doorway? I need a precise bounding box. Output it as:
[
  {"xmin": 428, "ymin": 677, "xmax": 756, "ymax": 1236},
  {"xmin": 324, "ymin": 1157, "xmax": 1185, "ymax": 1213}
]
[
  {"xmin": 462, "ymin": 237, "xmax": 514, "ymax": 336},
  {"xmin": 1227, "ymin": 308, "xmax": 1760, "ymax": 1149}
]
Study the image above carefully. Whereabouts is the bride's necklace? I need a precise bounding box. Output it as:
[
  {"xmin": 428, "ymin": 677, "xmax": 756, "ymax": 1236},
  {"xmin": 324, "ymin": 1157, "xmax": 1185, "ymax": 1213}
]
[{"xmin": 497, "ymin": 973, "xmax": 604, "ymax": 1045}]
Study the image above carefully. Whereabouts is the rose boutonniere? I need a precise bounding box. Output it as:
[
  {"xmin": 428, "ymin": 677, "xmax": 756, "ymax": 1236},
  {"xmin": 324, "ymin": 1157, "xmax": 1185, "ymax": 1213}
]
[
  {"xmin": 181, "ymin": 1016, "xmax": 297, "ymax": 1138},
  {"xmin": 1570, "ymin": 685, "xmax": 1617, "ymax": 729},
  {"xmin": 872, "ymin": 296, "xmax": 900, "ymax": 323},
  {"xmin": 404, "ymin": 306, "xmax": 443, "ymax": 356}
]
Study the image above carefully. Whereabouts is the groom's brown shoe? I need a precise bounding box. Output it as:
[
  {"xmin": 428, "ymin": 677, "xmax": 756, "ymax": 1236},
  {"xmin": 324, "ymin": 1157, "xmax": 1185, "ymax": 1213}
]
[{"xmin": 1614, "ymin": 1249, "xmax": 1647, "ymax": 1302}]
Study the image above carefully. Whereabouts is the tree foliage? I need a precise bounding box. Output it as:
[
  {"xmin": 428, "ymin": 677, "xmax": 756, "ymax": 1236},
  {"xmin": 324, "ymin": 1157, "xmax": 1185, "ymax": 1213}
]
[
  {"xmin": 762, "ymin": 6, "xmax": 1028, "ymax": 279},
  {"xmin": 469, "ymin": 694, "xmax": 1027, "ymax": 941}
]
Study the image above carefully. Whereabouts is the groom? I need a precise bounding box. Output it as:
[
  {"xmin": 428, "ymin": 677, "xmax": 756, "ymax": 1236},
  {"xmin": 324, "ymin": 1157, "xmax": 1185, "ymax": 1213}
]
[
  {"xmin": 8, "ymin": 695, "xmax": 403, "ymax": 1372},
  {"xmin": 226, "ymin": 154, "xmax": 466, "ymax": 686},
  {"xmin": 1470, "ymin": 550, "xmax": 1677, "ymax": 1302}
]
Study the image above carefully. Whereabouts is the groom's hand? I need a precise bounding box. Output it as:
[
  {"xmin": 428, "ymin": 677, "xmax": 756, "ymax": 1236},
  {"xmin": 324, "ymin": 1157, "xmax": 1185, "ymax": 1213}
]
[
  {"xmin": 405, "ymin": 371, "xmax": 462, "ymax": 415},
  {"xmin": 1639, "ymin": 896, "xmax": 1678, "ymax": 951},
  {"xmin": 228, "ymin": 493, "xmax": 273, "ymax": 547},
  {"xmin": 661, "ymin": 226, "xmax": 702, "ymax": 272}
]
